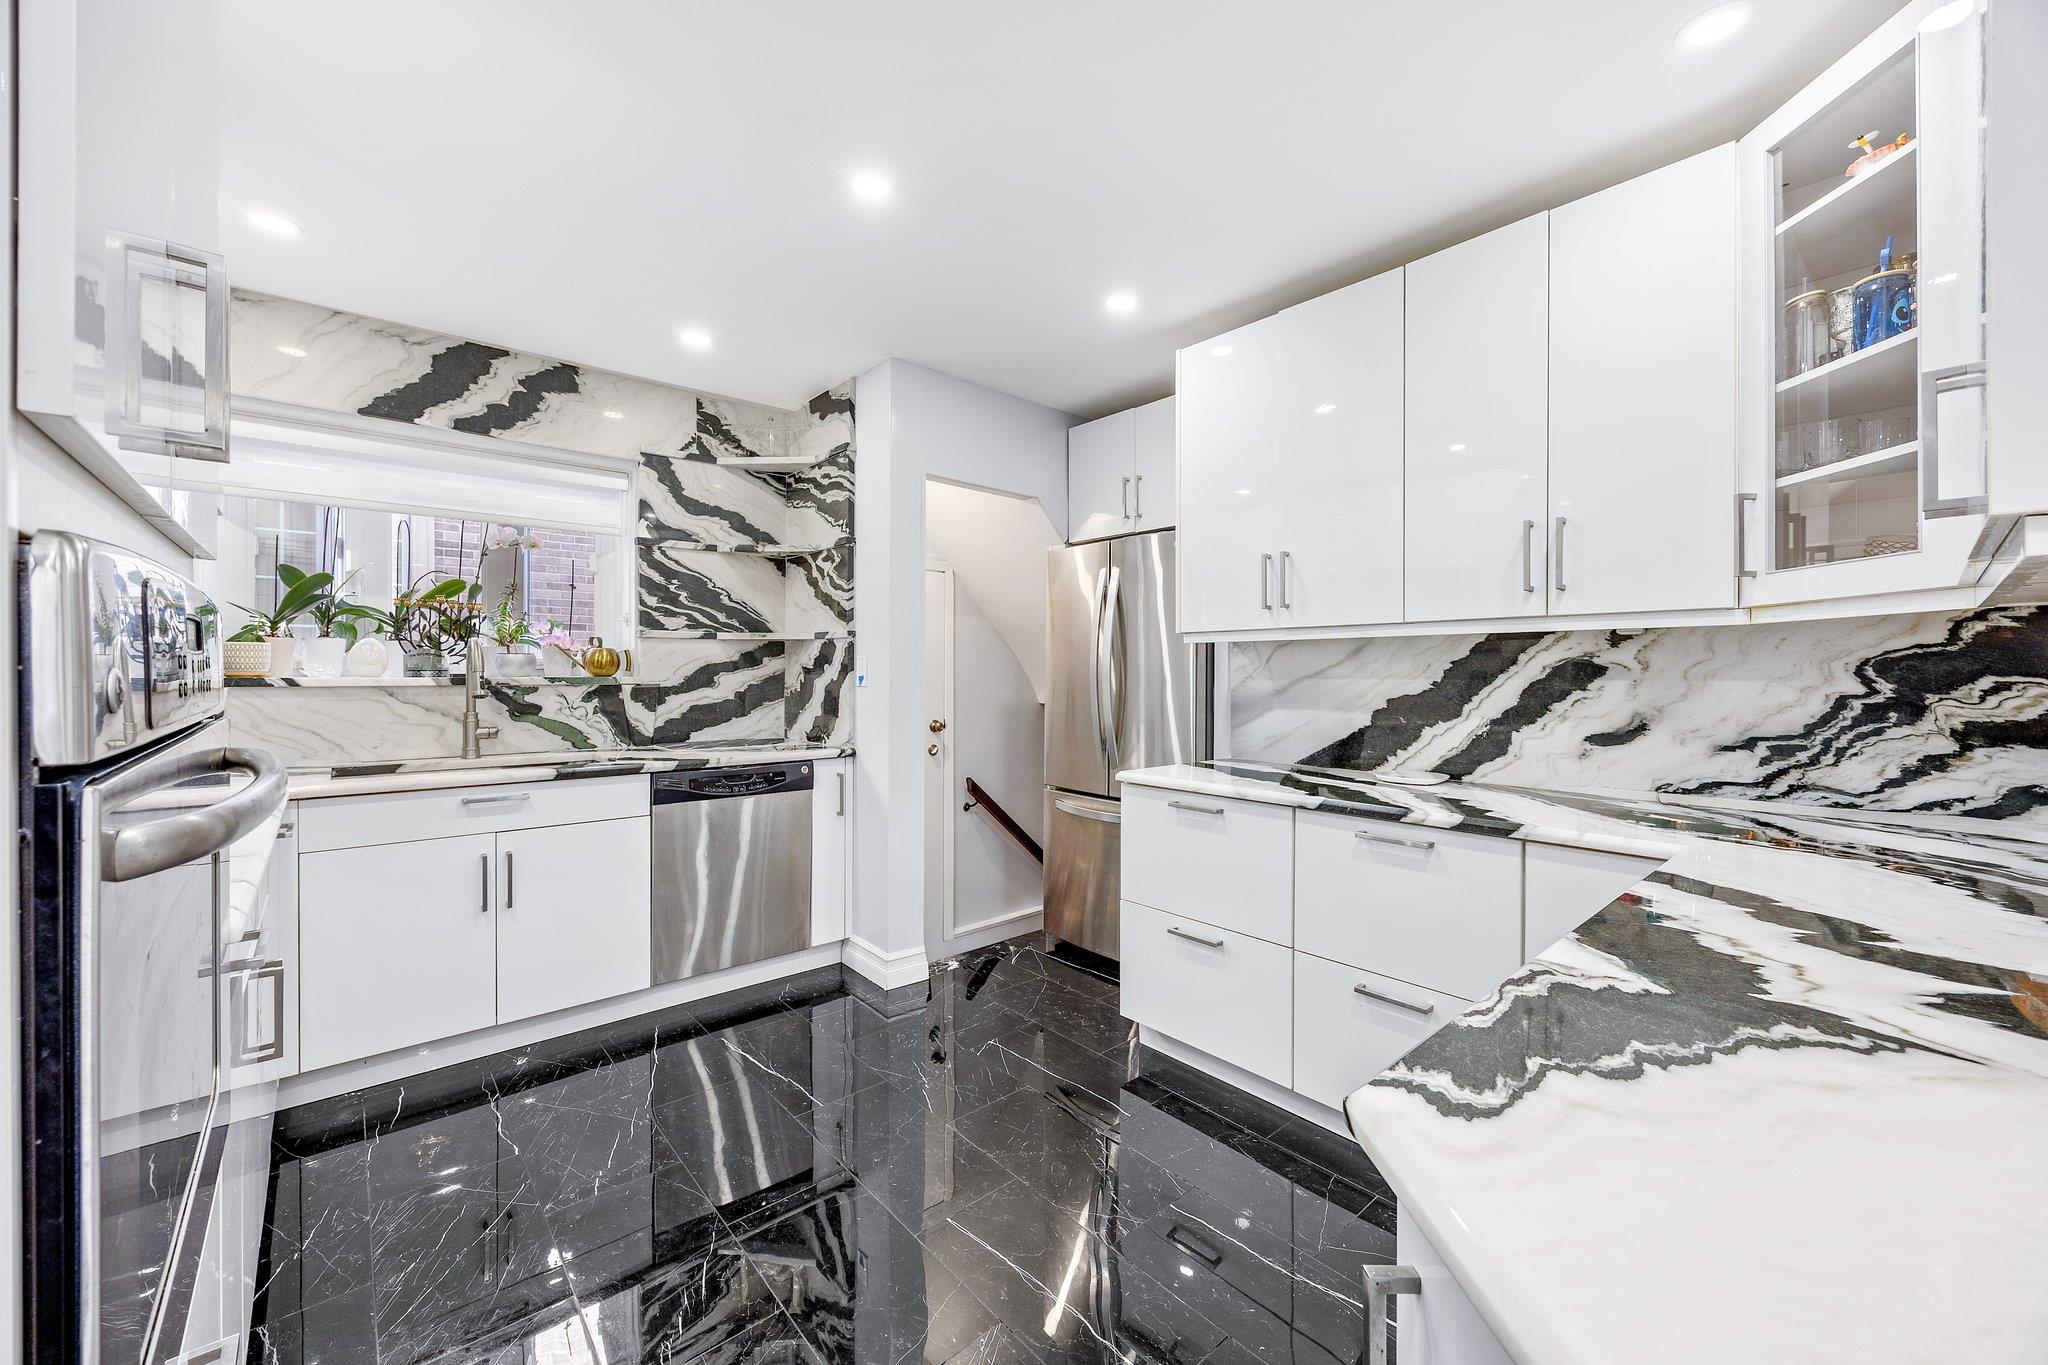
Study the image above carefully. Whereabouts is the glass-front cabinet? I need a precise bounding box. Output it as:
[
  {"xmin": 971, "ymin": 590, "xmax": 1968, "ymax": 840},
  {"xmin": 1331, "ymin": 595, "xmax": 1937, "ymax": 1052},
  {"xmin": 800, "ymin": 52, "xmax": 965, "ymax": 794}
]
[{"xmin": 1738, "ymin": 0, "xmax": 1989, "ymax": 607}]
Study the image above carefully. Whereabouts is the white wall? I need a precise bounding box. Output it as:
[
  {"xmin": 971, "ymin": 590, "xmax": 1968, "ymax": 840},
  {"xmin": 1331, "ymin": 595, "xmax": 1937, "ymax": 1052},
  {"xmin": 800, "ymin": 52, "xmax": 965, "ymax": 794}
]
[
  {"xmin": 925, "ymin": 479, "xmax": 1059, "ymax": 700},
  {"xmin": 850, "ymin": 360, "xmax": 1071, "ymax": 985}
]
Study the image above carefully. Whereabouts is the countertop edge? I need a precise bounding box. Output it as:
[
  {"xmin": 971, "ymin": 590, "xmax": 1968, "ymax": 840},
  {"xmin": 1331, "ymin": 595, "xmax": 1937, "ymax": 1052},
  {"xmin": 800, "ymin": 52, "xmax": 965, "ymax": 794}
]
[{"xmin": 288, "ymin": 747, "xmax": 854, "ymax": 800}]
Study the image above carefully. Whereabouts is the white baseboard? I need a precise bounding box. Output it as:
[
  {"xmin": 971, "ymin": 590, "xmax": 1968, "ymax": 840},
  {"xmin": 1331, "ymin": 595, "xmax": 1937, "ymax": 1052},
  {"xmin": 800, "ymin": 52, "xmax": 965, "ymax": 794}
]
[
  {"xmin": 1141, "ymin": 1026, "xmax": 1352, "ymax": 1136},
  {"xmin": 841, "ymin": 935, "xmax": 931, "ymax": 991},
  {"xmin": 940, "ymin": 905, "xmax": 1043, "ymax": 959}
]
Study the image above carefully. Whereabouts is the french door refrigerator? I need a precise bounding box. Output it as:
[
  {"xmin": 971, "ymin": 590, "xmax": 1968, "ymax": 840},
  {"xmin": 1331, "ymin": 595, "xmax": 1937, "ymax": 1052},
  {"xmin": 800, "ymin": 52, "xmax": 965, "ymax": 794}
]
[{"xmin": 1043, "ymin": 529, "xmax": 1209, "ymax": 959}]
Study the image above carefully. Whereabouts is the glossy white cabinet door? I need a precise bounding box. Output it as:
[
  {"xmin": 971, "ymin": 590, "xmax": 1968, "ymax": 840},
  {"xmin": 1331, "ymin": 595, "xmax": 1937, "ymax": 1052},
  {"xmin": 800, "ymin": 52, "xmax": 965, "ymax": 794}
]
[
  {"xmin": 495, "ymin": 817, "xmax": 652, "ymax": 1025},
  {"xmin": 1550, "ymin": 146, "xmax": 1740, "ymax": 615},
  {"xmin": 1395, "ymin": 1206, "xmax": 1516, "ymax": 1365},
  {"xmin": 811, "ymin": 758, "xmax": 851, "ymax": 945},
  {"xmin": 299, "ymin": 833, "xmax": 499, "ymax": 1071},
  {"xmin": 1178, "ymin": 317, "xmax": 1283, "ymax": 632},
  {"xmin": 1068, "ymin": 409, "xmax": 1136, "ymax": 542},
  {"xmin": 1120, "ymin": 900, "xmax": 1293, "ymax": 1086},
  {"xmin": 1121, "ymin": 785, "xmax": 1295, "ymax": 945},
  {"xmin": 1293, "ymin": 953, "xmax": 1463, "ymax": 1110},
  {"xmin": 1132, "ymin": 396, "xmax": 1177, "ymax": 532},
  {"xmin": 1405, "ymin": 214, "xmax": 1551, "ymax": 622},
  {"xmin": 1268, "ymin": 271, "xmax": 1406, "ymax": 629},
  {"xmin": 1523, "ymin": 842, "xmax": 1663, "ymax": 960}
]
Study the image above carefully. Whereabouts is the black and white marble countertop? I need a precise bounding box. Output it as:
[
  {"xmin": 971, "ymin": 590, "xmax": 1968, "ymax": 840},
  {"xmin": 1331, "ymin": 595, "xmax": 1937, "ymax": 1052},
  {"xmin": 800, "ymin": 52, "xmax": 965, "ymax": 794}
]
[
  {"xmin": 287, "ymin": 743, "xmax": 853, "ymax": 800},
  {"xmin": 1118, "ymin": 760, "xmax": 2048, "ymax": 1363}
]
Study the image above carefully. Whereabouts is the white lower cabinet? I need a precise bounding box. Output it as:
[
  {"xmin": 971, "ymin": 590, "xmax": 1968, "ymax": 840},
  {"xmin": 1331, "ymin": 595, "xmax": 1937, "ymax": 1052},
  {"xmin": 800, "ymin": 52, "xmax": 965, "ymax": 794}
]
[
  {"xmin": 1122, "ymin": 786, "xmax": 1295, "ymax": 944},
  {"xmin": 1121, "ymin": 900, "xmax": 1293, "ymax": 1086},
  {"xmin": 811, "ymin": 757, "xmax": 851, "ymax": 946},
  {"xmin": 299, "ymin": 832, "xmax": 500, "ymax": 1072},
  {"xmin": 1292, "ymin": 955, "xmax": 1468, "ymax": 1111},
  {"xmin": 1295, "ymin": 811, "xmax": 1521, "ymax": 1001},
  {"xmin": 496, "ymin": 818, "xmax": 651, "ymax": 1025},
  {"xmin": 1394, "ymin": 1206, "xmax": 1516, "ymax": 1365},
  {"xmin": 1523, "ymin": 841, "xmax": 1662, "ymax": 959}
]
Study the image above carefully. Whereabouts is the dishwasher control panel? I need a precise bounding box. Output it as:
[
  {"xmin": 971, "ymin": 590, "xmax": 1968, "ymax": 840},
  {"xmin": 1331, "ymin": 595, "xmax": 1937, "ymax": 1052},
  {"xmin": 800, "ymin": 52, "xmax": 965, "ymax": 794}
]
[{"xmin": 651, "ymin": 761, "xmax": 814, "ymax": 804}]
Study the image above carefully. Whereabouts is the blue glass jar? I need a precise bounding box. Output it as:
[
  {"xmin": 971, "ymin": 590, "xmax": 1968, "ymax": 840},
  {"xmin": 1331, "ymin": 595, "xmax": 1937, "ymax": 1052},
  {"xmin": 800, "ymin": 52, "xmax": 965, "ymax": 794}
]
[{"xmin": 1852, "ymin": 266, "xmax": 1916, "ymax": 349}]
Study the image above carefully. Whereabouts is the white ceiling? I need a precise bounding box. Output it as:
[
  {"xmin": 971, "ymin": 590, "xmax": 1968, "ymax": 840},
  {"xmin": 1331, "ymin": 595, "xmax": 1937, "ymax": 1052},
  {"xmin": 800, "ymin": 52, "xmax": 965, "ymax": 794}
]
[{"xmin": 222, "ymin": 0, "xmax": 1898, "ymax": 419}]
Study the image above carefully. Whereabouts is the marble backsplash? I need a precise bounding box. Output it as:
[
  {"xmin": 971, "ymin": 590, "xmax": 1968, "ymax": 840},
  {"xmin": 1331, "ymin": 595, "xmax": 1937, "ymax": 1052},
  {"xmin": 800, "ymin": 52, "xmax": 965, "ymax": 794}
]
[
  {"xmin": 226, "ymin": 294, "xmax": 854, "ymax": 766},
  {"xmin": 1228, "ymin": 606, "xmax": 2048, "ymax": 823}
]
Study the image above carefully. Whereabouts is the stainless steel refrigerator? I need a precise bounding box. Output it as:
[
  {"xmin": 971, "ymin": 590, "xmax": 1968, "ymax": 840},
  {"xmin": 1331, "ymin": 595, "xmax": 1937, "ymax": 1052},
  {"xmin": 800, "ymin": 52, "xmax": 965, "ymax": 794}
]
[{"xmin": 1044, "ymin": 529, "xmax": 1209, "ymax": 959}]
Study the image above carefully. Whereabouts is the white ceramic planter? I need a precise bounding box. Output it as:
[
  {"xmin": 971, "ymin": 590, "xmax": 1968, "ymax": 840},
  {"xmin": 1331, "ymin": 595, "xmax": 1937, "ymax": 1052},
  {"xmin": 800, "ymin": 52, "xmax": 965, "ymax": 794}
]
[
  {"xmin": 489, "ymin": 645, "xmax": 543, "ymax": 677},
  {"xmin": 301, "ymin": 636, "xmax": 348, "ymax": 679},
  {"xmin": 267, "ymin": 637, "xmax": 298, "ymax": 677}
]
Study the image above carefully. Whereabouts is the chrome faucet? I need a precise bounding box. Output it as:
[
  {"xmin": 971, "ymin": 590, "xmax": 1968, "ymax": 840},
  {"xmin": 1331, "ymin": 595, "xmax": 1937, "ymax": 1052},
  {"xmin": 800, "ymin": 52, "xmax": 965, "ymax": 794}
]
[{"xmin": 462, "ymin": 648, "xmax": 499, "ymax": 759}]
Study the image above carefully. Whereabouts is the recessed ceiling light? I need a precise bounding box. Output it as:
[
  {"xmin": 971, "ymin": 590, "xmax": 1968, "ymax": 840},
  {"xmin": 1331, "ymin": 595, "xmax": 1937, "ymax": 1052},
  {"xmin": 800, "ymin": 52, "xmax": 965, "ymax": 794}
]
[
  {"xmin": 602, "ymin": 409, "xmax": 625, "ymax": 420},
  {"xmin": 1104, "ymin": 291, "xmax": 1138, "ymax": 316},
  {"xmin": 1450, "ymin": 443, "xmax": 1468, "ymax": 452},
  {"xmin": 1210, "ymin": 345, "xmax": 1235, "ymax": 358},
  {"xmin": 274, "ymin": 344, "xmax": 307, "ymax": 358},
  {"xmin": 1314, "ymin": 403, "xmax": 1337, "ymax": 415},
  {"xmin": 677, "ymin": 328, "xmax": 713, "ymax": 352},
  {"xmin": 1674, "ymin": 1, "xmax": 1750, "ymax": 50},
  {"xmin": 245, "ymin": 208, "xmax": 303, "ymax": 238},
  {"xmin": 849, "ymin": 171, "xmax": 892, "ymax": 204},
  {"xmin": 1234, "ymin": 488, "xmax": 1252, "ymax": 496}
]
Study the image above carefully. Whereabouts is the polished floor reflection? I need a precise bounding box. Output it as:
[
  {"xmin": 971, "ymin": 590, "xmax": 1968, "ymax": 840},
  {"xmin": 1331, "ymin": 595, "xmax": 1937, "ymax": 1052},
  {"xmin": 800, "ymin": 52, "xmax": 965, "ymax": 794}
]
[{"xmin": 248, "ymin": 937, "xmax": 1398, "ymax": 1365}]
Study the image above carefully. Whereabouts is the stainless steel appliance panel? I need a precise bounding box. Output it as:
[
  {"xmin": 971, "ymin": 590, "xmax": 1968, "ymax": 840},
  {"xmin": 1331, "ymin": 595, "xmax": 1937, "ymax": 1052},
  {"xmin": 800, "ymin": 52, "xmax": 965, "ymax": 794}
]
[
  {"xmin": 1108, "ymin": 531, "xmax": 1208, "ymax": 790},
  {"xmin": 1044, "ymin": 540, "xmax": 1113, "ymax": 797},
  {"xmin": 651, "ymin": 763, "xmax": 813, "ymax": 983},
  {"xmin": 1043, "ymin": 791, "xmax": 1122, "ymax": 959}
]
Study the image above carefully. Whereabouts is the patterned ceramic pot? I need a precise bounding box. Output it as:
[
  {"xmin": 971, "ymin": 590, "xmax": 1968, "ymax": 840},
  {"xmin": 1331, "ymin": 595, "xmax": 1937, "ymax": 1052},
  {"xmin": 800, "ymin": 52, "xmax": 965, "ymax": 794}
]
[
  {"xmin": 403, "ymin": 649, "xmax": 448, "ymax": 678},
  {"xmin": 223, "ymin": 640, "xmax": 270, "ymax": 677}
]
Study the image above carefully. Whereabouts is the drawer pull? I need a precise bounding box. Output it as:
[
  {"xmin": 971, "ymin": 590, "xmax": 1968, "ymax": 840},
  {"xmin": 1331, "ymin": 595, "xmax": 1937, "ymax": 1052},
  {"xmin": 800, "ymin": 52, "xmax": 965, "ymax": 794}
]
[
  {"xmin": 1165, "ymin": 1225, "xmax": 1223, "ymax": 1267},
  {"xmin": 1167, "ymin": 926, "xmax": 1226, "ymax": 949},
  {"xmin": 1364, "ymin": 1266, "xmax": 1421, "ymax": 1365},
  {"xmin": 1352, "ymin": 829, "xmax": 1434, "ymax": 852},
  {"xmin": 461, "ymin": 792, "xmax": 533, "ymax": 808},
  {"xmin": 1167, "ymin": 801, "xmax": 1225, "ymax": 816},
  {"xmin": 1352, "ymin": 983, "xmax": 1434, "ymax": 1016}
]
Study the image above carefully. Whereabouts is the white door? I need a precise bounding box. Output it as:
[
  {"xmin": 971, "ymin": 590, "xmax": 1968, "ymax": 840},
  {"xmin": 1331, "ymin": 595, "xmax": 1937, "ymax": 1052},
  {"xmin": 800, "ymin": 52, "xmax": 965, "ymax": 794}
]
[
  {"xmin": 923, "ymin": 566, "xmax": 954, "ymax": 951},
  {"xmin": 1550, "ymin": 146, "xmax": 1740, "ymax": 615},
  {"xmin": 1067, "ymin": 409, "xmax": 1135, "ymax": 542},
  {"xmin": 1177, "ymin": 316, "xmax": 1283, "ymax": 633},
  {"xmin": 1405, "ymin": 213, "xmax": 1551, "ymax": 622},
  {"xmin": 1131, "ymin": 396, "xmax": 1177, "ymax": 532},
  {"xmin": 495, "ymin": 817, "xmax": 652, "ymax": 1024},
  {"xmin": 811, "ymin": 758, "xmax": 850, "ymax": 946},
  {"xmin": 298, "ymin": 833, "xmax": 498, "ymax": 1071},
  {"xmin": 1267, "ymin": 270, "xmax": 1405, "ymax": 629}
]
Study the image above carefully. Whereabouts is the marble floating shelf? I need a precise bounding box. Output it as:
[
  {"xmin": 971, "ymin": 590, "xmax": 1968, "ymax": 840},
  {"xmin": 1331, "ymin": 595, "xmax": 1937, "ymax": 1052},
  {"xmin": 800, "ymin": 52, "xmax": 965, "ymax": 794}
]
[
  {"xmin": 711, "ymin": 452, "xmax": 832, "ymax": 472},
  {"xmin": 635, "ymin": 534, "xmax": 852, "ymax": 558},
  {"xmin": 641, "ymin": 629, "xmax": 853, "ymax": 642}
]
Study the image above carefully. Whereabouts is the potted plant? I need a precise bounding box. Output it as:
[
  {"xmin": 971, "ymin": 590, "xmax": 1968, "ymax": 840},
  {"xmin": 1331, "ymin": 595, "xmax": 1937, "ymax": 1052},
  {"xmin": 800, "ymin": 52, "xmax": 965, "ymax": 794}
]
[
  {"xmin": 387, "ymin": 574, "xmax": 480, "ymax": 677},
  {"xmin": 302, "ymin": 570, "xmax": 382, "ymax": 678},
  {"xmin": 484, "ymin": 590, "xmax": 542, "ymax": 677},
  {"xmin": 536, "ymin": 620, "xmax": 583, "ymax": 677},
  {"xmin": 231, "ymin": 564, "xmax": 333, "ymax": 677}
]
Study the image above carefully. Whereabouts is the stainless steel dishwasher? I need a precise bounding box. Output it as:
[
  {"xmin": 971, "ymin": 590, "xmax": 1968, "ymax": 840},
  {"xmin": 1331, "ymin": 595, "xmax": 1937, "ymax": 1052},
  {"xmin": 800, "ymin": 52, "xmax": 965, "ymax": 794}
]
[{"xmin": 651, "ymin": 761, "xmax": 813, "ymax": 983}]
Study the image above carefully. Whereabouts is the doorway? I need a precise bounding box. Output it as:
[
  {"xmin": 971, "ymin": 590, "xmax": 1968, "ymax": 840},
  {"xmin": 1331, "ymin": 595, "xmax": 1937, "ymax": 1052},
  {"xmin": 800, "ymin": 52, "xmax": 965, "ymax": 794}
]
[{"xmin": 923, "ymin": 562, "xmax": 955, "ymax": 956}]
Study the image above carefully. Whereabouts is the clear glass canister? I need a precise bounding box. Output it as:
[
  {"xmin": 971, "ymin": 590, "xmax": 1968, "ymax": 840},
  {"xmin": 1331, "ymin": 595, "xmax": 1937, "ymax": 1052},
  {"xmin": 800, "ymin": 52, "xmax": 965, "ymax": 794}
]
[{"xmin": 1783, "ymin": 288, "xmax": 1834, "ymax": 378}]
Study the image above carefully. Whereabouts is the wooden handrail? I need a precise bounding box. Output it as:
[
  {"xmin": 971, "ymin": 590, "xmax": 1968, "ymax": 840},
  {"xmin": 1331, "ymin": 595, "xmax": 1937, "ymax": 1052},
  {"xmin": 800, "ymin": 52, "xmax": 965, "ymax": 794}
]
[{"xmin": 962, "ymin": 777, "xmax": 1043, "ymax": 865}]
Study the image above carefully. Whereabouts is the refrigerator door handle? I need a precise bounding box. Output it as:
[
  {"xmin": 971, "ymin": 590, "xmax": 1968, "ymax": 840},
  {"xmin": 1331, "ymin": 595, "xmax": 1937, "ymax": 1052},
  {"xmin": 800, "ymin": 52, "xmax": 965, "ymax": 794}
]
[
  {"xmin": 1101, "ymin": 564, "xmax": 1124, "ymax": 770},
  {"xmin": 1089, "ymin": 566, "xmax": 1112, "ymax": 767}
]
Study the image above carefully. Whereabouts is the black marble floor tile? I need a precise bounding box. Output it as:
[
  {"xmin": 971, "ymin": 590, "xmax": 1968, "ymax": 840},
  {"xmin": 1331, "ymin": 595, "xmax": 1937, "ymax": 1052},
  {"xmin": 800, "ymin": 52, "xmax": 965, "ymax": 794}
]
[{"xmin": 250, "ymin": 941, "xmax": 1399, "ymax": 1365}]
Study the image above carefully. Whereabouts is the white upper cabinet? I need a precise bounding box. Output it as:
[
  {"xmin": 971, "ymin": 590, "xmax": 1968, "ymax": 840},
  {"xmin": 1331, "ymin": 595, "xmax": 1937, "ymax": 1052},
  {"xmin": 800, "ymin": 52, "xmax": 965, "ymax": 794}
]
[
  {"xmin": 1131, "ymin": 396, "xmax": 1177, "ymax": 532},
  {"xmin": 1738, "ymin": 0, "xmax": 1995, "ymax": 609},
  {"xmin": 1068, "ymin": 408, "xmax": 1137, "ymax": 542},
  {"xmin": 1404, "ymin": 214, "xmax": 1551, "ymax": 623},
  {"xmin": 1549, "ymin": 145, "xmax": 1741, "ymax": 615},
  {"xmin": 1178, "ymin": 272, "xmax": 1404, "ymax": 634},
  {"xmin": 1069, "ymin": 398, "xmax": 1177, "ymax": 541},
  {"xmin": 18, "ymin": 0, "xmax": 227, "ymax": 555}
]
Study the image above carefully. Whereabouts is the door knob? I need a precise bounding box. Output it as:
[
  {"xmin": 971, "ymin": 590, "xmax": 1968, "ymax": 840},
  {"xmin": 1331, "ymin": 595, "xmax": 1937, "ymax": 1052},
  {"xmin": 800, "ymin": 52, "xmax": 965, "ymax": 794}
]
[
  {"xmin": 929, "ymin": 719, "xmax": 947, "ymax": 733},
  {"xmin": 927, "ymin": 743, "xmax": 940, "ymax": 756}
]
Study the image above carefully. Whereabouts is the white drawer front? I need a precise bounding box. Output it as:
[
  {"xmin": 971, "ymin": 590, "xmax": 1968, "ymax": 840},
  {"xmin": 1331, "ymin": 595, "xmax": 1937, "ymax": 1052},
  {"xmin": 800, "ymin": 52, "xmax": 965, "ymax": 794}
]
[
  {"xmin": 298, "ymin": 775, "xmax": 652, "ymax": 852},
  {"xmin": 1120, "ymin": 900, "xmax": 1292, "ymax": 1086},
  {"xmin": 1122, "ymin": 786, "xmax": 1293, "ymax": 945},
  {"xmin": 1295, "ymin": 811, "xmax": 1520, "ymax": 1000},
  {"xmin": 1292, "ymin": 953, "xmax": 1464, "ymax": 1110}
]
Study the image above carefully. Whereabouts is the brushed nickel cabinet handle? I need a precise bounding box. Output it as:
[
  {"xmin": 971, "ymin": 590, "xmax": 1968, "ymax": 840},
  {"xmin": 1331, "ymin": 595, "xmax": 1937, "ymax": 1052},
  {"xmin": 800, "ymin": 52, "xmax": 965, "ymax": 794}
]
[
  {"xmin": 1553, "ymin": 516, "xmax": 1568, "ymax": 594},
  {"xmin": 1735, "ymin": 492, "xmax": 1758, "ymax": 579},
  {"xmin": 1167, "ymin": 800, "xmax": 1224, "ymax": 816},
  {"xmin": 1278, "ymin": 551, "xmax": 1293, "ymax": 609},
  {"xmin": 1353, "ymin": 982, "xmax": 1435, "ymax": 1016},
  {"xmin": 504, "ymin": 851, "xmax": 514, "ymax": 909},
  {"xmin": 480, "ymin": 854, "xmax": 491, "ymax": 914},
  {"xmin": 1122, "ymin": 475, "xmax": 1132, "ymax": 520},
  {"xmin": 1260, "ymin": 553, "xmax": 1274, "ymax": 611},
  {"xmin": 1167, "ymin": 926, "xmax": 1226, "ymax": 949},
  {"xmin": 1133, "ymin": 474, "xmax": 1144, "ymax": 520},
  {"xmin": 1353, "ymin": 829, "xmax": 1434, "ymax": 851},
  {"xmin": 1522, "ymin": 519, "xmax": 1537, "ymax": 594},
  {"xmin": 461, "ymin": 792, "xmax": 531, "ymax": 808}
]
